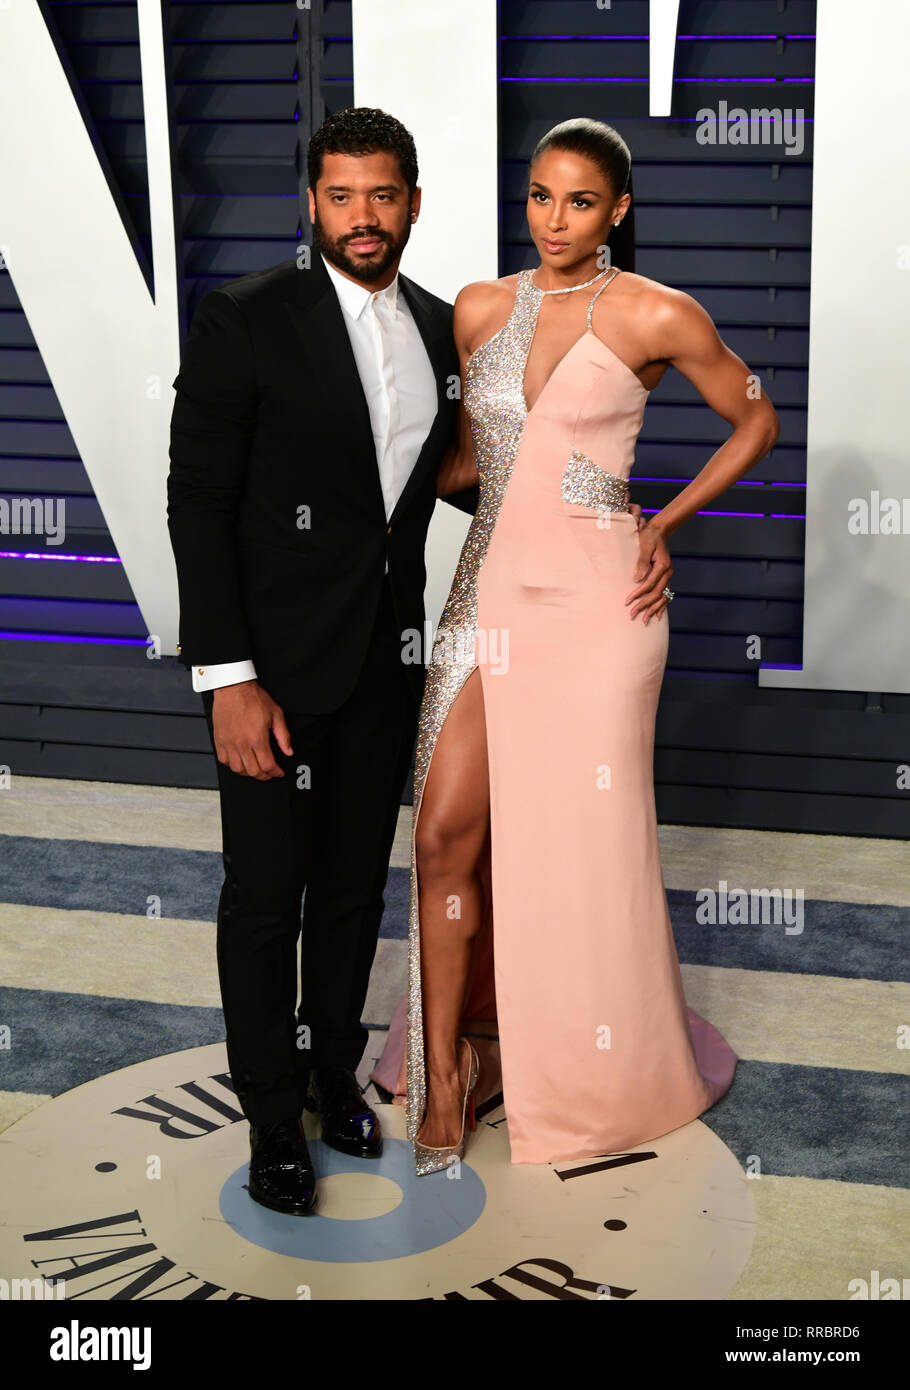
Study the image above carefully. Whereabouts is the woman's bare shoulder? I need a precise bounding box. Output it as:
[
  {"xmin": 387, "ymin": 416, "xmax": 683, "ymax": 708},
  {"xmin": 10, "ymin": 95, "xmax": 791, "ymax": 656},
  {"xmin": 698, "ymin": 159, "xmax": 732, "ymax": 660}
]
[
  {"xmin": 455, "ymin": 273, "xmax": 520, "ymax": 308},
  {"xmin": 611, "ymin": 270, "xmax": 715, "ymax": 353},
  {"xmin": 453, "ymin": 275, "xmax": 521, "ymax": 347},
  {"xmin": 616, "ymin": 269, "xmax": 706, "ymax": 321}
]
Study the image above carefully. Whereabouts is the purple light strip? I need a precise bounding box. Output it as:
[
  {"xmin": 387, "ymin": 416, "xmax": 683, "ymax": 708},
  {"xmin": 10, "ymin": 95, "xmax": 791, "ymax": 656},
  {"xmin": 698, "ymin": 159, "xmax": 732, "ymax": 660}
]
[
  {"xmin": 632, "ymin": 477, "xmax": 803, "ymax": 486},
  {"xmin": 499, "ymin": 77, "xmax": 809, "ymax": 85},
  {"xmin": 641, "ymin": 508, "xmax": 804, "ymax": 519},
  {"xmin": 504, "ymin": 35, "xmax": 816, "ymax": 41},
  {"xmin": 0, "ymin": 630, "xmax": 147, "ymax": 646},
  {"xmin": 0, "ymin": 550, "xmax": 121, "ymax": 563}
]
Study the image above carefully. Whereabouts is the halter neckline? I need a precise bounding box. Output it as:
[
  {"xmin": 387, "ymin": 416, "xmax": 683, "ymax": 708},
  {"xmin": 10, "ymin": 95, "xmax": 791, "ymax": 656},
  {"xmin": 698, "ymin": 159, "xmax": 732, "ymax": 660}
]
[{"xmin": 528, "ymin": 266, "xmax": 617, "ymax": 296}]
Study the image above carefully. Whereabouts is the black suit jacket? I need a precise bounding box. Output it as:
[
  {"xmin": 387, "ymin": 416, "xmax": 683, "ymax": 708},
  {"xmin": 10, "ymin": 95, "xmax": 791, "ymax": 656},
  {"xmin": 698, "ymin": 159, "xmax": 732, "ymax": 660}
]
[{"xmin": 167, "ymin": 252, "xmax": 477, "ymax": 713}]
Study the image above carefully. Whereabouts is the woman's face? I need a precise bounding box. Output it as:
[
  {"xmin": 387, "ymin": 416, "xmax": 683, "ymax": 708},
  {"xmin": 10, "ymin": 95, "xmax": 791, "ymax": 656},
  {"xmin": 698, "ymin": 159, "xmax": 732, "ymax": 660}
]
[{"xmin": 526, "ymin": 147, "xmax": 629, "ymax": 272}]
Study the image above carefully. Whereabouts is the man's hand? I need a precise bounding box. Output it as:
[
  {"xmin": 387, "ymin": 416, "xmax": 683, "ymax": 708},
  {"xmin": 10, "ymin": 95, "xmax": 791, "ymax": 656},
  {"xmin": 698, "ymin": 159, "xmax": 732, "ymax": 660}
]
[{"xmin": 212, "ymin": 681, "xmax": 293, "ymax": 780}]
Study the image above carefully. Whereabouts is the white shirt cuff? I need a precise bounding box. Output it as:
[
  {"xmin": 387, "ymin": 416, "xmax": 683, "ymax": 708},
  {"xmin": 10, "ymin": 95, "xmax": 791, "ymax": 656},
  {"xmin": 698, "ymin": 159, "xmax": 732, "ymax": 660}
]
[{"xmin": 191, "ymin": 659, "xmax": 258, "ymax": 692}]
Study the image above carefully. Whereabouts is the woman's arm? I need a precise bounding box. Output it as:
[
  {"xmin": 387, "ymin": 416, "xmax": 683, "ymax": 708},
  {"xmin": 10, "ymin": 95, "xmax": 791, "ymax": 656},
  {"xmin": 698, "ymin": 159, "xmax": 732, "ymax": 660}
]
[{"xmin": 627, "ymin": 286, "xmax": 780, "ymax": 624}]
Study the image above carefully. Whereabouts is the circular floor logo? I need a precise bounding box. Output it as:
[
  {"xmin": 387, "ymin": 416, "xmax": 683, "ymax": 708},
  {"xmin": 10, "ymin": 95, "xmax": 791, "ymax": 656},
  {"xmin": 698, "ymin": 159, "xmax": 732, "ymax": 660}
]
[{"xmin": 0, "ymin": 1044, "xmax": 755, "ymax": 1300}]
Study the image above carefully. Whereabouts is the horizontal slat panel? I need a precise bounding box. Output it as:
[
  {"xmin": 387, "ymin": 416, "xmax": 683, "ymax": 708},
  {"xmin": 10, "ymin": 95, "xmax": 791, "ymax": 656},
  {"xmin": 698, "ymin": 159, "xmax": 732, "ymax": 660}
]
[
  {"xmin": 50, "ymin": 3, "xmax": 300, "ymax": 44},
  {"xmin": 0, "ymin": 421, "xmax": 78, "ymax": 456},
  {"xmin": 654, "ymin": 515, "xmax": 805, "ymax": 561},
  {"xmin": 0, "ymin": 312, "xmax": 38, "ymax": 348},
  {"xmin": 0, "ymin": 595, "xmax": 145, "ymax": 636},
  {"xmin": 64, "ymin": 43, "xmax": 297, "ymax": 83},
  {"xmin": 503, "ymin": 117, "xmax": 813, "ymax": 162},
  {"xmin": 503, "ymin": 245, "xmax": 812, "ymax": 285},
  {"xmin": 500, "ymin": 39, "xmax": 816, "ymax": 81},
  {"xmin": 88, "ymin": 82, "xmax": 296, "ymax": 122},
  {"xmin": 0, "ymin": 654, "xmax": 201, "ymax": 706},
  {"xmin": 659, "ymin": 556, "xmax": 804, "ymax": 600},
  {"xmin": 662, "ymin": 597, "xmax": 801, "ymax": 638},
  {"xmin": 635, "ymin": 443, "xmax": 805, "ymax": 481},
  {"xmin": 665, "ymin": 633, "xmax": 802, "ymax": 671},
  {"xmin": 0, "ymin": 349, "xmax": 49, "ymax": 384},
  {"xmin": 0, "ymin": 739, "xmax": 217, "ymax": 789},
  {"xmin": 0, "ymin": 529, "xmax": 119, "ymax": 557},
  {"xmin": 0, "ymin": 491, "xmax": 106, "ymax": 528},
  {"xmin": 500, "ymin": 0, "xmax": 818, "ymax": 35},
  {"xmin": 502, "ymin": 85, "xmax": 815, "ymax": 128},
  {"xmin": 502, "ymin": 159, "xmax": 813, "ymax": 205},
  {"xmin": 654, "ymin": 785, "xmax": 903, "ymax": 839},
  {"xmin": 0, "ymin": 459, "xmax": 94, "ymax": 494},
  {"xmin": 654, "ymin": 748, "xmax": 910, "ymax": 799},
  {"xmin": 655, "ymin": 698, "xmax": 910, "ymax": 759},
  {"xmin": 1, "ymin": 704, "xmax": 210, "ymax": 753},
  {"xmin": 632, "ymin": 402, "xmax": 805, "ymax": 447},
  {"xmin": 503, "ymin": 201, "xmax": 810, "ymax": 246},
  {"xmin": 0, "ymin": 557, "xmax": 131, "ymax": 602}
]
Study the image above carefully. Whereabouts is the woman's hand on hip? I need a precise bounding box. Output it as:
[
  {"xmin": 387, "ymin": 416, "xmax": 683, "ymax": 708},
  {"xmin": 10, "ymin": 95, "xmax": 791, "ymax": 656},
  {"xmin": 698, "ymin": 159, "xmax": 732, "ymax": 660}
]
[{"xmin": 626, "ymin": 518, "xmax": 673, "ymax": 625}]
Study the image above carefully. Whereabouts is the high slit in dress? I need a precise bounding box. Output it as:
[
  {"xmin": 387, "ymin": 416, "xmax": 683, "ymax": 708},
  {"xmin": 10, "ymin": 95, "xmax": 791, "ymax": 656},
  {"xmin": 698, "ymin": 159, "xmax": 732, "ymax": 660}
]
[{"xmin": 371, "ymin": 267, "xmax": 738, "ymax": 1165}]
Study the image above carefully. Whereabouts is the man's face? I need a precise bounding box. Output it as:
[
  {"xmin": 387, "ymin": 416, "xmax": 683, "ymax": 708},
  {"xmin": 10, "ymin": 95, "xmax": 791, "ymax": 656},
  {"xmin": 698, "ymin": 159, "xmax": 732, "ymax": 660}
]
[{"xmin": 308, "ymin": 150, "xmax": 420, "ymax": 284}]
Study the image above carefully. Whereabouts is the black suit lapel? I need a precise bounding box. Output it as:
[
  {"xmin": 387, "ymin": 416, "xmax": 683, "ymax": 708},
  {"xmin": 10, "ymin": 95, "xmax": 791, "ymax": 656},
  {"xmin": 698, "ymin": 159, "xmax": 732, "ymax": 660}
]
[
  {"xmin": 283, "ymin": 252, "xmax": 386, "ymax": 515},
  {"xmin": 282, "ymin": 250, "xmax": 451, "ymax": 526}
]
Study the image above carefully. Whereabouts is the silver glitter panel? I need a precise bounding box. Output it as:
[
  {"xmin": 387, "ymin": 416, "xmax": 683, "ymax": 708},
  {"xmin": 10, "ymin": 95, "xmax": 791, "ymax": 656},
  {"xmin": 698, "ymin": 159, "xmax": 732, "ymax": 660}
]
[
  {"xmin": 405, "ymin": 270, "xmax": 543, "ymax": 1145},
  {"xmin": 560, "ymin": 449, "xmax": 630, "ymax": 511}
]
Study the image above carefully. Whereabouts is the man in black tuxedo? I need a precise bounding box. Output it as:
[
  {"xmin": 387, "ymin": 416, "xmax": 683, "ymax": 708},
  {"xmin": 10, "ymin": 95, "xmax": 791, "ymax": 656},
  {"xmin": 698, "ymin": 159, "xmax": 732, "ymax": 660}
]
[{"xmin": 167, "ymin": 108, "xmax": 476, "ymax": 1215}]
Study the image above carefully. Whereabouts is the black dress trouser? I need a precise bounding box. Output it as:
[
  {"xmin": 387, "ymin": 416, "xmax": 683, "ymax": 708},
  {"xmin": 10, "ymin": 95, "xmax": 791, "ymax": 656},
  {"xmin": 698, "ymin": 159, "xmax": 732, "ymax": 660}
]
[{"xmin": 201, "ymin": 575, "xmax": 418, "ymax": 1126}]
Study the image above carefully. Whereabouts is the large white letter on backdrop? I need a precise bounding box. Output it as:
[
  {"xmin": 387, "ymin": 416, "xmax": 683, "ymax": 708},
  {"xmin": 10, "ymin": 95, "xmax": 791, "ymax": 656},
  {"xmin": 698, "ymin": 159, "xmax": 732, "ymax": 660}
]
[
  {"xmin": 0, "ymin": 0, "xmax": 180, "ymax": 651},
  {"xmin": 351, "ymin": 0, "xmax": 499, "ymax": 631},
  {"xmin": 759, "ymin": 0, "xmax": 910, "ymax": 694}
]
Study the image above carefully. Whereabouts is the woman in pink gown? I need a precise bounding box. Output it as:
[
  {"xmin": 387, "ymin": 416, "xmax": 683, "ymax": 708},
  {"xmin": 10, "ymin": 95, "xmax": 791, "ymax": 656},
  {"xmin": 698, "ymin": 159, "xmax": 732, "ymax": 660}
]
[{"xmin": 371, "ymin": 118, "xmax": 779, "ymax": 1172}]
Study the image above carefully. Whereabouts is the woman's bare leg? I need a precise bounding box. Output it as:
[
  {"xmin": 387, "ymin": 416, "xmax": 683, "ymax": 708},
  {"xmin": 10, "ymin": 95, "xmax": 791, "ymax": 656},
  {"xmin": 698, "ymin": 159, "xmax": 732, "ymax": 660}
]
[{"xmin": 414, "ymin": 666, "xmax": 489, "ymax": 1148}]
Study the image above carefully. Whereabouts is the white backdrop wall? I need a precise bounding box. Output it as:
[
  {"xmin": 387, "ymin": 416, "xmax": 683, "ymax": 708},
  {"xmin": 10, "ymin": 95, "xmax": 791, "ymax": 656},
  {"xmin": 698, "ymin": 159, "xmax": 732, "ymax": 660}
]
[
  {"xmin": 759, "ymin": 0, "xmax": 910, "ymax": 694},
  {"xmin": 351, "ymin": 0, "xmax": 498, "ymax": 632}
]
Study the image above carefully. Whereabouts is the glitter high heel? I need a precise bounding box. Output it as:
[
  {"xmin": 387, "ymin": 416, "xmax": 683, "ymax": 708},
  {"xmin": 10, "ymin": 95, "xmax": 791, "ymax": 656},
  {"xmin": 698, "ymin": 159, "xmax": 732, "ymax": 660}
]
[{"xmin": 413, "ymin": 1037, "xmax": 479, "ymax": 1177}]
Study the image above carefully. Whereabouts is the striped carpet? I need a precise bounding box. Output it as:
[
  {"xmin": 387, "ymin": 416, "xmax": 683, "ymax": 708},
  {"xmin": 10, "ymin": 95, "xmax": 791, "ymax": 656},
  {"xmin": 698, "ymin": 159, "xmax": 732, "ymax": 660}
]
[{"xmin": 1, "ymin": 774, "xmax": 908, "ymax": 1299}]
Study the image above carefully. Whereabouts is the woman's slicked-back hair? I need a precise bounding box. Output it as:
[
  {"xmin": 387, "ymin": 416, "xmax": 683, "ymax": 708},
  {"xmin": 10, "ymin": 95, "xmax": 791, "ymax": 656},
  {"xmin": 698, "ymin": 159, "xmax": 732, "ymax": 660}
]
[
  {"xmin": 530, "ymin": 118, "xmax": 635, "ymax": 272},
  {"xmin": 308, "ymin": 106, "xmax": 419, "ymax": 195}
]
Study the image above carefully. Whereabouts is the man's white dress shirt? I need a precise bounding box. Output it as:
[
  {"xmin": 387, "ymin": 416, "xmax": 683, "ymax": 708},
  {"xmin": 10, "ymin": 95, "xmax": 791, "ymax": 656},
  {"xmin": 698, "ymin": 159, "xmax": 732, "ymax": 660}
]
[{"xmin": 191, "ymin": 253, "xmax": 437, "ymax": 693}]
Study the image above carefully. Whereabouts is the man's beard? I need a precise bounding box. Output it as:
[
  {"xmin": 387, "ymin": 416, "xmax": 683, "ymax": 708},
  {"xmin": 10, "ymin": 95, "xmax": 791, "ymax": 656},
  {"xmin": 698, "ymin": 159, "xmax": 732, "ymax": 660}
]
[{"xmin": 313, "ymin": 210, "xmax": 411, "ymax": 282}]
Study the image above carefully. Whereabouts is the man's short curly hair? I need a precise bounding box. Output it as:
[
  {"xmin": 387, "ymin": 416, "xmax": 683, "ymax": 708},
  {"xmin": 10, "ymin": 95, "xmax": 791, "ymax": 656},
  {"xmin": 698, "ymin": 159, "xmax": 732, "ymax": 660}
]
[{"xmin": 307, "ymin": 107, "xmax": 419, "ymax": 194}]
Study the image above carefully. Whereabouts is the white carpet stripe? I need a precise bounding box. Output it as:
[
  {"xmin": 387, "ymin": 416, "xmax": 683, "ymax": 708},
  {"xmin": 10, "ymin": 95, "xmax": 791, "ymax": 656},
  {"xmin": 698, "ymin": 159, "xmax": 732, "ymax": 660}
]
[
  {"xmin": 1, "ymin": 776, "xmax": 909, "ymax": 906},
  {"xmin": 724, "ymin": 1174, "xmax": 910, "ymax": 1300},
  {"xmin": 1, "ymin": 900, "xmax": 907, "ymax": 1075},
  {"xmin": 0, "ymin": 1089, "xmax": 52, "ymax": 1134}
]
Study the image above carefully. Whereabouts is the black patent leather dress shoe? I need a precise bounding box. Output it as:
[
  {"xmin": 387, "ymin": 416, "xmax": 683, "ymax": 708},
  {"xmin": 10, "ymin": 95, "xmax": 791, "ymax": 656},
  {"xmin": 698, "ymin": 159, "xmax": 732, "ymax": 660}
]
[
  {"xmin": 248, "ymin": 1117, "xmax": 317, "ymax": 1215},
  {"xmin": 307, "ymin": 1066, "xmax": 382, "ymax": 1159}
]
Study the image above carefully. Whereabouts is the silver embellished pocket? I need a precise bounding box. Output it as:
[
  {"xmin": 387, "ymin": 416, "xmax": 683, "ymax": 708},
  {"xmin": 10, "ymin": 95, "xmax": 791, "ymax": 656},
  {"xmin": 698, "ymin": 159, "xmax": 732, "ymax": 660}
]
[{"xmin": 560, "ymin": 449, "xmax": 630, "ymax": 512}]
